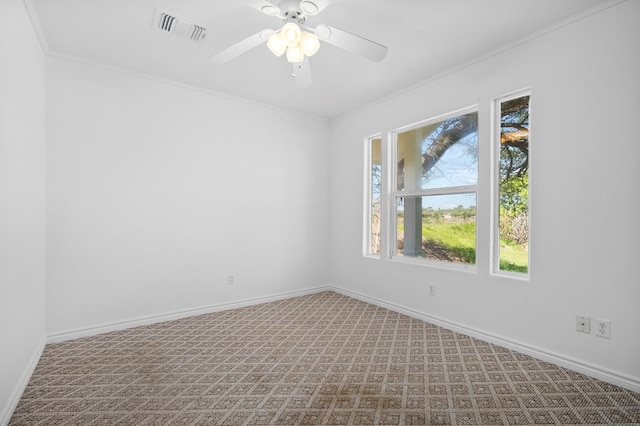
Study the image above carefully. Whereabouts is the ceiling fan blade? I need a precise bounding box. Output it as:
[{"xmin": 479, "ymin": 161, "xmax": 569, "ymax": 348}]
[
  {"xmin": 292, "ymin": 58, "xmax": 312, "ymax": 88},
  {"xmin": 315, "ymin": 24, "xmax": 387, "ymax": 62},
  {"xmin": 299, "ymin": 0, "xmax": 331, "ymax": 16},
  {"xmin": 210, "ymin": 29, "xmax": 273, "ymax": 64},
  {"xmin": 248, "ymin": 0, "xmax": 284, "ymax": 18}
]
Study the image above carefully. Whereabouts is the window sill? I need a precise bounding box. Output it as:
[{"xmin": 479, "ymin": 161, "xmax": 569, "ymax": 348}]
[{"xmin": 390, "ymin": 255, "xmax": 478, "ymax": 273}]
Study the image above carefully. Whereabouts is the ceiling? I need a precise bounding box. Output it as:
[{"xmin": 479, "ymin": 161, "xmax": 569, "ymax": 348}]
[{"xmin": 27, "ymin": 0, "xmax": 610, "ymax": 120}]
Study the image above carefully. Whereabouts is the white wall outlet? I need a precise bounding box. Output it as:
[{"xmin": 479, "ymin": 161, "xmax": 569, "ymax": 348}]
[
  {"xmin": 227, "ymin": 274, "xmax": 235, "ymax": 285},
  {"xmin": 428, "ymin": 284, "xmax": 436, "ymax": 296},
  {"xmin": 575, "ymin": 315, "xmax": 590, "ymax": 334},
  {"xmin": 594, "ymin": 319, "xmax": 611, "ymax": 339}
]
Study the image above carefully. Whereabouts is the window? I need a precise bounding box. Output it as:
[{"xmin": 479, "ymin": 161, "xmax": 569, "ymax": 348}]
[
  {"xmin": 364, "ymin": 96, "xmax": 529, "ymax": 277},
  {"xmin": 494, "ymin": 93, "xmax": 530, "ymax": 276},
  {"xmin": 392, "ymin": 108, "xmax": 478, "ymax": 266},
  {"xmin": 365, "ymin": 136, "xmax": 382, "ymax": 256}
]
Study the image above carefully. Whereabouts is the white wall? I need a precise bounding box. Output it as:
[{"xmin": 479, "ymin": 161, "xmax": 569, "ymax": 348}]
[
  {"xmin": 329, "ymin": 0, "xmax": 640, "ymax": 390},
  {"xmin": 0, "ymin": 0, "xmax": 47, "ymax": 422},
  {"xmin": 45, "ymin": 58, "xmax": 330, "ymax": 336}
]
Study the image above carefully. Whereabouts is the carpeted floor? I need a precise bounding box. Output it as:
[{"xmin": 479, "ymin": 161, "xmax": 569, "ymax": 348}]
[{"xmin": 9, "ymin": 291, "xmax": 640, "ymax": 425}]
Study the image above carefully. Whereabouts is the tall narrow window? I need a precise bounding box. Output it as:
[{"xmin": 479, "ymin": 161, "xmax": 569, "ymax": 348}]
[
  {"xmin": 495, "ymin": 93, "xmax": 530, "ymax": 275},
  {"xmin": 366, "ymin": 136, "xmax": 382, "ymax": 256},
  {"xmin": 393, "ymin": 108, "xmax": 478, "ymax": 266}
]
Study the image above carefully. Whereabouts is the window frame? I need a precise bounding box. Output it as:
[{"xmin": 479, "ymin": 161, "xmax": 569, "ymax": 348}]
[
  {"xmin": 491, "ymin": 89, "xmax": 532, "ymax": 280},
  {"xmin": 389, "ymin": 105, "xmax": 479, "ymax": 270}
]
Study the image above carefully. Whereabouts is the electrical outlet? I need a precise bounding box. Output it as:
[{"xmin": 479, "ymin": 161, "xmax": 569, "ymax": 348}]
[
  {"xmin": 594, "ymin": 319, "xmax": 611, "ymax": 339},
  {"xmin": 575, "ymin": 315, "xmax": 590, "ymax": 334},
  {"xmin": 428, "ymin": 284, "xmax": 436, "ymax": 296},
  {"xmin": 227, "ymin": 274, "xmax": 235, "ymax": 285}
]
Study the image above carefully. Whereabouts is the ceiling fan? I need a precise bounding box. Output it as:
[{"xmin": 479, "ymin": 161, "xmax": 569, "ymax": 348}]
[{"xmin": 210, "ymin": 0, "xmax": 388, "ymax": 88}]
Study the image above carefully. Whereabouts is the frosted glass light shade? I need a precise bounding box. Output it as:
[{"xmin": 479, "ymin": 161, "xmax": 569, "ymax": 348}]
[
  {"xmin": 286, "ymin": 45, "xmax": 304, "ymax": 63},
  {"xmin": 281, "ymin": 23, "xmax": 302, "ymax": 47},
  {"xmin": 299, "ymin": 31, "xmax": 320, "ymax": 56},
  {"xmin": 267, "ymin": 32, "xmax": 287, "ymax": 56}
]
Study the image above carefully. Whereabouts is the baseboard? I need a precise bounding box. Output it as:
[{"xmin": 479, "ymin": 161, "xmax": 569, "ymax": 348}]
[
  {"xmin": 330, "ymin": 285, "xmax": 640, "ymax": 394},
  {"xmin": 0, "ymin": 337, "xmax": 45, "ymax": 426},
  {"xmin": 46, "ymin": 286, "xmax": 330, "ymax": 344}
]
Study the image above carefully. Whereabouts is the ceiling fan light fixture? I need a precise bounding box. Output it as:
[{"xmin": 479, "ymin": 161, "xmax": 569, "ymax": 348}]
[
  {"xmin": 286, "ymin": 45, "xmax": 304, "ymax": 63},
  {"xmin": 267, "ymin": 25, "xmax": 318, "ymax": 63},
  {"xmin": 281, "ymin": 22, "xmax": 302, "ymax": 47},
  {"xmin": 267, "ymin": 32, "xmax": 287, "ymax": 56},
  {"xmin": 299, "ymin": 31, "xmax": 320, "ymax": 56}
]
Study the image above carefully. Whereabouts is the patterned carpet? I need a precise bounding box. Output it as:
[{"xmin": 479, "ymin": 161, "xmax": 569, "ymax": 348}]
[{"xmin": 10, "ymin": 291, "xmax": 640, "ymax": 425}]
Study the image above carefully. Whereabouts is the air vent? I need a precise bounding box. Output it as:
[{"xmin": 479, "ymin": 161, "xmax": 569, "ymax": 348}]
[{"xmin": 153, "ymin": 8, "xmax": 206, "ymax": 42}]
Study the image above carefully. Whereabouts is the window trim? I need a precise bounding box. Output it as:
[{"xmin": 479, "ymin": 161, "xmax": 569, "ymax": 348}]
[{"xmin": 491, "ymin": 89, "xmax": 532, "ymax": 280}]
